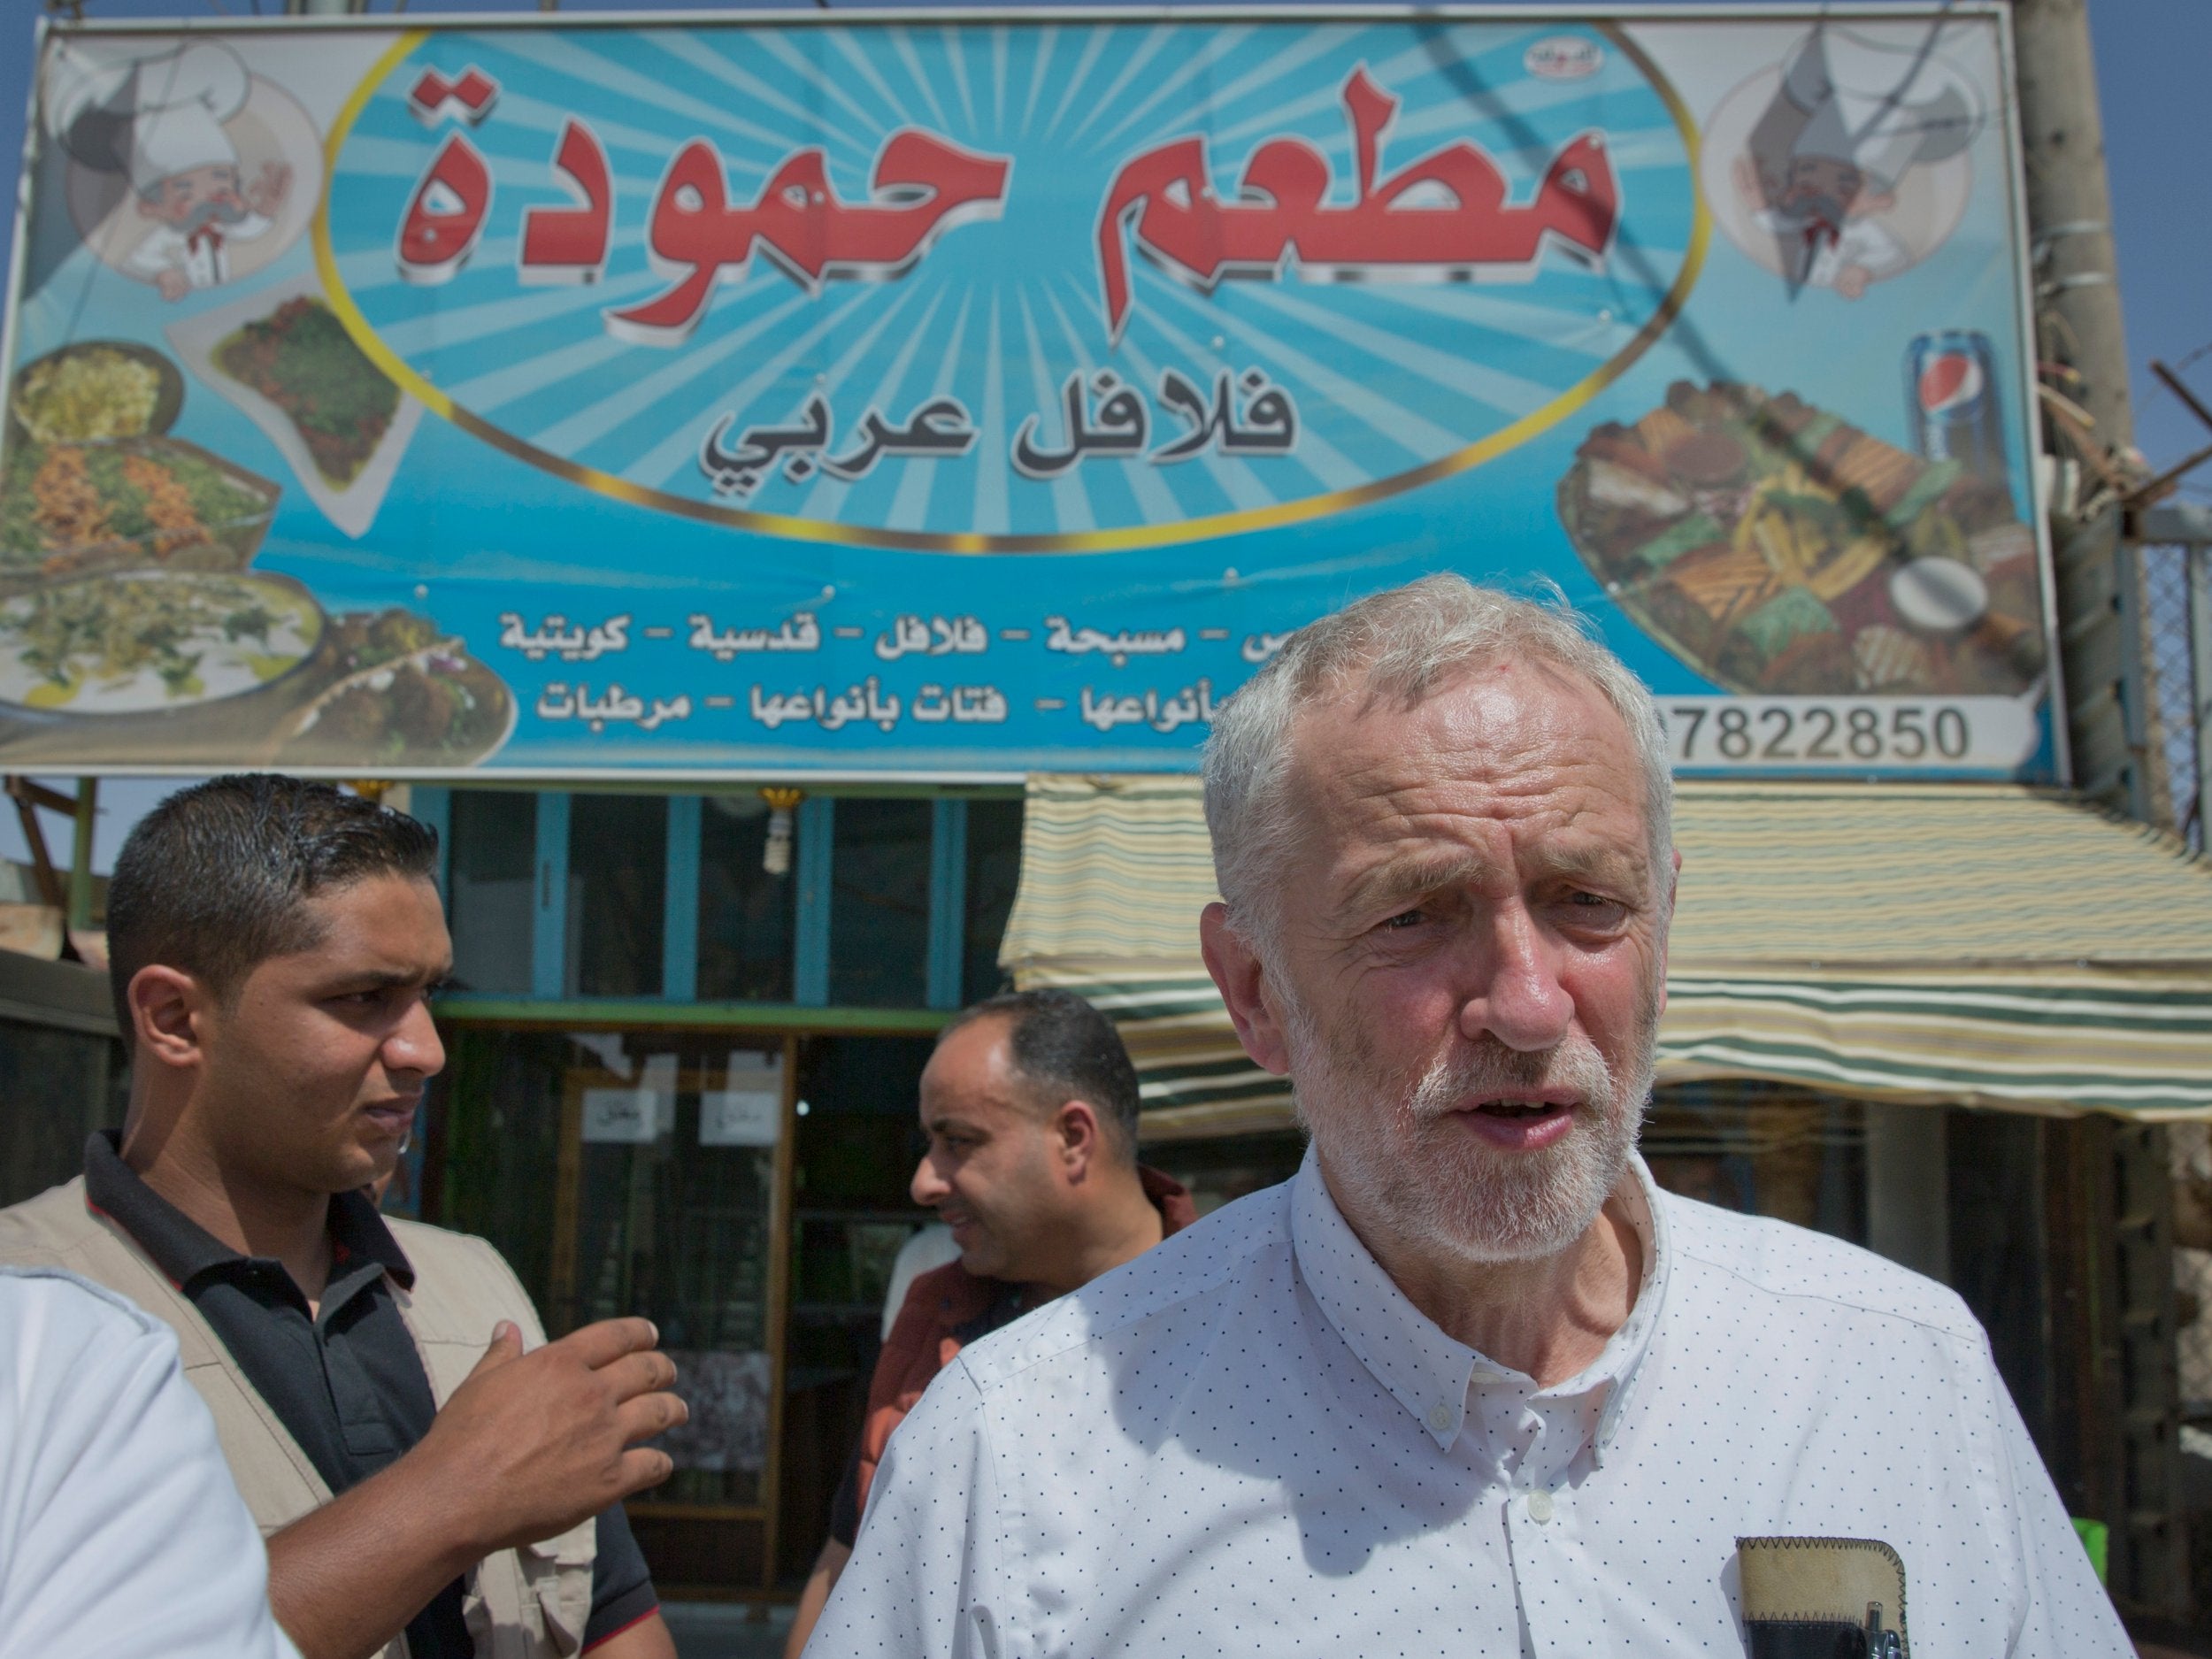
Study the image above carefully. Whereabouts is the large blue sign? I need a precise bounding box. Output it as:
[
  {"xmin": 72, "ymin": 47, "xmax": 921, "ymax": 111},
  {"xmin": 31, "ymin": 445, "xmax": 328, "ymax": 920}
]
[{"xmin": 3, "ymin": 10, "xmax": 2055, "ymax": 779}]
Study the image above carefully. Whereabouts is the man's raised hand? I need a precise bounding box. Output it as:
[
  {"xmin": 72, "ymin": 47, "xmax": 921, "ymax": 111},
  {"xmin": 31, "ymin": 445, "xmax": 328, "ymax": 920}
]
[{"xmin": 419, "ymin": 1316, "xmax": 687, "ymax": 1554}]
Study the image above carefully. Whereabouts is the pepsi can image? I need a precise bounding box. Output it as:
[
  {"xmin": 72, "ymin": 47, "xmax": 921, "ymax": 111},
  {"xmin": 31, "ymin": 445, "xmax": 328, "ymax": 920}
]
[{"xmin": 1906, "ymin": 331, "xmax": 2009, "ymax": 491}]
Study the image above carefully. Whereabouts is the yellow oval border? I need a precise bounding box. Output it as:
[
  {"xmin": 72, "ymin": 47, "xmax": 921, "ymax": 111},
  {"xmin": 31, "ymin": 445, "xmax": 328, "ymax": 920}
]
[{"xmin": 316, "ymin": 22, "xmax": 1708, "ymax": 557}]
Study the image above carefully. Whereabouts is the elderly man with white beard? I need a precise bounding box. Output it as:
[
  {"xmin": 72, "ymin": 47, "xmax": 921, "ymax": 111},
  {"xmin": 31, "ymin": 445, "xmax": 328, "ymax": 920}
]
[{"xmin": 807, "ymin": 576, "xmax": 2127, "ymax": 1659}]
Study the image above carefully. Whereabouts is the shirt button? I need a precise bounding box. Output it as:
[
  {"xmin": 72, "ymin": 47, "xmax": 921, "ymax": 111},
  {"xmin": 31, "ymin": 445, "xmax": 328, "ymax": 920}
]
[
  {"xmin": 1471, "ymin": 1369, "xmax": 1505, "ymax": 1386},
  {"xmin": 1526, "ymin": 1490, "xmax": 1555, "ymax": 1523},
  {"xmin": 1426, "ymin": 1402, "xmax": 1455, "ymax": 1435}
]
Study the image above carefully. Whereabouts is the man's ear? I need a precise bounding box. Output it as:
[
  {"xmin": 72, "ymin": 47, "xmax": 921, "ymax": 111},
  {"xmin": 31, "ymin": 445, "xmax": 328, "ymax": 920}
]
[
  {"xmin": 1051, "ymin": 1099, "xmax": 1102, "ymax": 1180},
  {"xmin": 128, "ymin": 964, "xmax": 211, "ymax": 1073},
  {"xmin": 1199, "ymin": 902, "xmax": 1291, "ymax": 1076},
  {"xmin": 1656, "ymin": 847, "xmax": 1682, "ymax": 1019}
]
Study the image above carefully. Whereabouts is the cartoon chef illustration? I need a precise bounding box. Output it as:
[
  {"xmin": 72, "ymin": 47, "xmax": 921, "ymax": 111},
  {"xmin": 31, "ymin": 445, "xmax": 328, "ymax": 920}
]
[
  {"xmin": 45, "ymin": 41, "xmax": 293, "ymax": 301},
  {"xmin": 1732, "ymin": 27, "xmax": 1981, "ymax": 300}
]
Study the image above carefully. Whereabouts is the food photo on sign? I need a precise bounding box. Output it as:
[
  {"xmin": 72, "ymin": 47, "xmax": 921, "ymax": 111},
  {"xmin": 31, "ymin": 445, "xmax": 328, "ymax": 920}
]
[
  {"xmin": 1557, "ymin": 376, "xmax": 2044, "ymax": 699},
  {"xmin": 166, "ymin": 272, "xmax": 428, "ymax": 539},
  {"xmin": 3, "ymin": 35, "xmax": 505, "ymax": 771},
  {"xmin": 0, "ymin": 12, "xmax": 2057, "ymax": 780}
]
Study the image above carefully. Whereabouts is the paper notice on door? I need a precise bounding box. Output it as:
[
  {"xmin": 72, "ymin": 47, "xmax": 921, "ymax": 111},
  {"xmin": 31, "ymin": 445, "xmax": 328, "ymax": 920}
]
[
  {"xmin": 581, "ymin": 1053, "xmax": 676, "ymax": 1143},
  {"xmin": 702, "ymin": 1051, "xmax": 783, "ymax": 1147},
  {"xmin": 581, "ymin": 1087, "xmax": 659, "ymax": 1143}
]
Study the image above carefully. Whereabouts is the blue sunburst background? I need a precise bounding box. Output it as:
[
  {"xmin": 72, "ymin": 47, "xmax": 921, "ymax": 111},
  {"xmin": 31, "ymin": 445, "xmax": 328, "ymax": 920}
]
[
  {"xmin": 7, "ymin": 14, "xmax": 2051, "ymax": 776},
  {"xmin": 331, "ymin": 19, "xmax": 1693, "ymax": 541}
]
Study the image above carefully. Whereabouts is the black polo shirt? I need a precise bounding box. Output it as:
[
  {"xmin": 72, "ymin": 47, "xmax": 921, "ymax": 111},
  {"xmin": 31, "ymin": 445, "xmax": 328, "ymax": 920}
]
[{"xmin": 83, "ymin": 1133, "xmax": 658, "ymax": 1655}]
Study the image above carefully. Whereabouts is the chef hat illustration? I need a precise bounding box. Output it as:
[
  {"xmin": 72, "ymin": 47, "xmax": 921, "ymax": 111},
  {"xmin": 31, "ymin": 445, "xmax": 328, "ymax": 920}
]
[
  {"xmin": 1779, "ymin": 27, "xmax": 1981, "ymax": 189},
  {"xmin": 43, "ymin": 41, "xmax": 250, "ymax": 195}
]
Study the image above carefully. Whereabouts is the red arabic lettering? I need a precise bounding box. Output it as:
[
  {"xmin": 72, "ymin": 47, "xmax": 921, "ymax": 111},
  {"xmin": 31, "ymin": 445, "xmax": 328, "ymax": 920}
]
[
  {"xmin": 605, "ymin": 130, "xmax": 1012, "ymax": 347},
  {"xmin": 1095, "ymin": 66, "xmax": 1619, "ymax": 341},
  {"xmin": 396, "ymin": 132, "xmax": 493, "ymax": 286},
  {"xmin": 519, "ymin": 119, "xmax": 613, "ymax": 284},
  {"xmin": 408, "ymin": 65, "xmax": 501, "ymax": 127}
]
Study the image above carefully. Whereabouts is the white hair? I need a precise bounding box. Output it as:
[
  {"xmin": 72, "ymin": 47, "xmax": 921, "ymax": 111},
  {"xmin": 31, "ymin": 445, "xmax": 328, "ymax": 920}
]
[{"xmin": 1201, "ymin": 574, "xmax": 1674, "ymax": 946}]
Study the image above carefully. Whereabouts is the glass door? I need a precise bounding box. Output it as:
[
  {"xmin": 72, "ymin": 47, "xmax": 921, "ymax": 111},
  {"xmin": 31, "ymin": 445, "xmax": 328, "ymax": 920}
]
[
  {"xmin": 555, "ymin": 1041, "xmax": 790, "ymax": 1510},
  {"xmin": 436, "ymin": 1027, "xmax": 796, "ymax": 1591}
]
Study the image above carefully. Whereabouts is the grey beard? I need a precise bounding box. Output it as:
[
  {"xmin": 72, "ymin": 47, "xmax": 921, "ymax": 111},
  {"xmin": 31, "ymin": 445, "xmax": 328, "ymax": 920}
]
[
  {"xmin": 178, "ymin": 198, "xmax": 250, "ymax": 236},
  {"xmin": 1287, "ymin": 993, "xmax": 1655, "ymax": 1264}
]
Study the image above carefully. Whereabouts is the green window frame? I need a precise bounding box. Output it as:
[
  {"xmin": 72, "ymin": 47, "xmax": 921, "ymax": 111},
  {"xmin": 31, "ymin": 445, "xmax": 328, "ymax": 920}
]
[{"xmin": 418, "ymin": 787, "xmax": 1013, "ymax": 1024}]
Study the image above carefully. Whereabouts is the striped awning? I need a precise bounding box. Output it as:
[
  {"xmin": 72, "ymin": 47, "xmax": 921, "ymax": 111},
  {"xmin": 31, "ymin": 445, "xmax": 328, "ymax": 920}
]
[{"xmin": 1000, "ymin": 776, "xmax": 2212, "ymax": 1141}]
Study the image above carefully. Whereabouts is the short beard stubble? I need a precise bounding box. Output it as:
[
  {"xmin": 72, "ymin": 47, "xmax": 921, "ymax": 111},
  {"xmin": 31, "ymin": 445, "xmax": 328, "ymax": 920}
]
[{"xmin": 1285, "ymin": 974, "xmax": 1660, "ymax": 1265}]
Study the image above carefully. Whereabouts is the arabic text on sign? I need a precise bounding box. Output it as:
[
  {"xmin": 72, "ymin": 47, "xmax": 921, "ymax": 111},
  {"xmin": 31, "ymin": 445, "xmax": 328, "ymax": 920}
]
[
  {"xmin": 518, "ymin": 118, "xmax": 613, "ymax": 284},
  {"xmin": 687, "ymin": 613, "xmax": 822, "ymax": 660},
  {"xmin": 749, "ymin": 679, "xmax": 904, "ymax": 733},
  {"xmin": 407, "ymin": 65, "xmax": 500, "ymax": 126},
  {"xmin": 700, "ymin": 395, "xmax": 979, "ymax": 502},
  {"xmin": 499, "ymin": 612, "xmax": 630, "ymax": 662},
  {"xmin": 396, "ymin": 133, "xmax": 493, "ymax": 285},
  {"xmin": 607, "ymin": 131, "xmax": 1013, "ymax": 346},
  {"xmin": 1095, "ymin": 68, "xmax": 1619, "ymax": 339},
  {"xmin": 1152, "ymin": 369, "xmax": 1298, "ymax": 463},
  {"xmin": 1240, "ymin": 632, "xmax": 1290, "ymax": 664},
  {"xmin": 912, "ymin": 684, "xmax": 1009, "ymax": 724},
  {"xmin": 875, "ymin": 615, "xmax": 987, "ymax": 661},
  {"xmin": 1044, "ymin": 617, "xmax": 1187, "ymax": 668},
  {"xmin": 536, "ymin": 681, "xmax": 693, "ymax": 733},
  {"xmin": 1012, "ymin": 368, "xmax": 1299, "ymax": 477},
  {"xmin": 1078, "ymin": 680, "xmax": 1219, "ymax": 733}
]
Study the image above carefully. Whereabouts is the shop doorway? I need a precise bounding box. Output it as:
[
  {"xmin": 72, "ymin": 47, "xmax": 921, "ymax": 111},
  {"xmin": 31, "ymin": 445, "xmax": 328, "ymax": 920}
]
[{"xmin": 427, "ymin": 1025, "xmax": 940, "ymax": 1596}]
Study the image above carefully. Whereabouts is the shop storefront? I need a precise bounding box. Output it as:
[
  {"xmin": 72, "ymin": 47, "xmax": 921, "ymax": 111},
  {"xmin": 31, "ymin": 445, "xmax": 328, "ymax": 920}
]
[
  {"xmin": 12, "ymin": 0, "xmax": 2212, "ymax": 1617},
  {"xmin": 999, "ymin": 772, "xmax": 2212, "ymax": 1607},
  {"xmin": 388, "ymin": 786, "xmax": 1019, "ymax": 1589},
  {"xmin": 378, "ymin": 772, "xmax": 2212, "ymax": 1603}
]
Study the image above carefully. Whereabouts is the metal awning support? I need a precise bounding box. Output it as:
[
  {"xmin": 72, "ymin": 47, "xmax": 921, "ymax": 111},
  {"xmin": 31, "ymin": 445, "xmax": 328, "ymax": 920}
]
[{"xmin": 4, "ymin": 776, "xmax": 100, "ymax": 950}]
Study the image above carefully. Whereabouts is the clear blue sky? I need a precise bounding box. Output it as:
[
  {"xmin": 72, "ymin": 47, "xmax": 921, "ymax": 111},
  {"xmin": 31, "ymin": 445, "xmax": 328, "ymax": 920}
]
[{"xmin": 4, "ymin": 0, "xmax": 2206, "ymax": 871}]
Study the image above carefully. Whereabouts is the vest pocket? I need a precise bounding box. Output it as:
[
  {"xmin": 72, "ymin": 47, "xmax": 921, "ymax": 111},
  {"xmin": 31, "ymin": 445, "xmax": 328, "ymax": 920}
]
[{"xmin": 521, "ymin": 1516, "xmax": 599, "ymax": 1655}]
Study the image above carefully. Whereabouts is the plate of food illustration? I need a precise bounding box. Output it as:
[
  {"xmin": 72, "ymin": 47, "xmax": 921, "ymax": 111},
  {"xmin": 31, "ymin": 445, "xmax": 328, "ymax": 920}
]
[
  {"xmin": 273, "ymin": 607, "xmax": 515, "ymax": 770},
  {"xmin": 1556, "ymin": 381, "xmax": 2045, "ymax": 696},
  {"xmin": 0, "ymin": 568, "xmax": 323, "ymax": 721},
  {"xmin": 0, "ymin": 431, "xmax": 279, "ymax": 595},
  {"xmin": 168, "ymin": 273, "xmax": 422, "ymax": 539},
  {"xmin": 8, "ymin": 340, "xmax": 185, "ymax": 446}
]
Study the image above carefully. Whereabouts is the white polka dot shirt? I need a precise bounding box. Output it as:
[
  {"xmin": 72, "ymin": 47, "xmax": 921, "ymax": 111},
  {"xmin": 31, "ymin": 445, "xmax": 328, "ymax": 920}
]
[{"xmin": 811, "ymin": 1149, "xmax": 2129, "ymax": 1657}]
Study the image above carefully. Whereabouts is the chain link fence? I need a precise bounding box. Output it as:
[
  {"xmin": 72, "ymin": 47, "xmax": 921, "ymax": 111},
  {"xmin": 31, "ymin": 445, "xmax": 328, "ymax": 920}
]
[
  {"xmin": 2139, "ymin": 539, "xmax": 2208, "ymax": 856},
  {"xmin": 2148, "ymin": 532, "xmax": 2212, "ymax": 1442}
]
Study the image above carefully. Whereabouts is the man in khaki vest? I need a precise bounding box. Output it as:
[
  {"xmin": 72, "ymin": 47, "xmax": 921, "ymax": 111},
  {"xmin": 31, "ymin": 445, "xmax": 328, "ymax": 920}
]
[{"xmin": 0, "ymin": 775, "xmax": 687, "ymax": 1659}]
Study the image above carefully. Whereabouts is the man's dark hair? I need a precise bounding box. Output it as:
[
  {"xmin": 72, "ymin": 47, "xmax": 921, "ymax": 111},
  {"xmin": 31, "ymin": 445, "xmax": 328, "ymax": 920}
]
[
  {"xmin": 106, "ymin": 774, "xmax": 440, "ymax": 1013},
  {"xmin": 940, "ymin": 988, "xmax": 1143, "ymax": 1157}
]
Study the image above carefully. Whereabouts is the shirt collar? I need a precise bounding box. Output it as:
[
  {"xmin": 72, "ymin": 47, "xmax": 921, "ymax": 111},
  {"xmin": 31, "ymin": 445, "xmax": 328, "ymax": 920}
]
[
  {"xmin": 1586, "ymin": 1154, "xmax": 1666, "ymax": 1466},
  {"xmin": 1289, "ymin": 1145, "xmax": 1670, "ymax": 1457},
  {"xmin": 83, "ymin": 1131, "xmax": 415, "ymax": 1294}
]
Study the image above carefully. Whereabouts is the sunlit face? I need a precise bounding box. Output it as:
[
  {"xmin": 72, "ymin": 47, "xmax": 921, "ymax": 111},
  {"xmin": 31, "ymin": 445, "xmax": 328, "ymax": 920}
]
[
  {"xmin": 138, "ymin": 164, "xmax": 246, "ymax": 230},
  {"xmin": 1262, "ymin": 663, "xmax": 1670, "ymax": 1264},
  {"xmin": 193, "ymin": 873, "xmax": 450, "ymax": 1198},
  {"xmin": 910, "ymin": 1016, "xmax": 1066, "ymax": 1283}
]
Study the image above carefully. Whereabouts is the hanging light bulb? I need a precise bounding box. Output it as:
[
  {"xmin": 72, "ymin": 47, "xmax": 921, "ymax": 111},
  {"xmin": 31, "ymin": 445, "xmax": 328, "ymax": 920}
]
[{"xmin": 760, "ymin": 787, "xmax": 803, "ymax": 876}]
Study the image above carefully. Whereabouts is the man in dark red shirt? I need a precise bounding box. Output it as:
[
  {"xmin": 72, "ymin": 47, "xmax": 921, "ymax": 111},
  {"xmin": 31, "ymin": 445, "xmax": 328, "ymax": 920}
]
[{"xmin": 785, "ymin": 989, "xmax": 1194, "ymax": 1656}]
